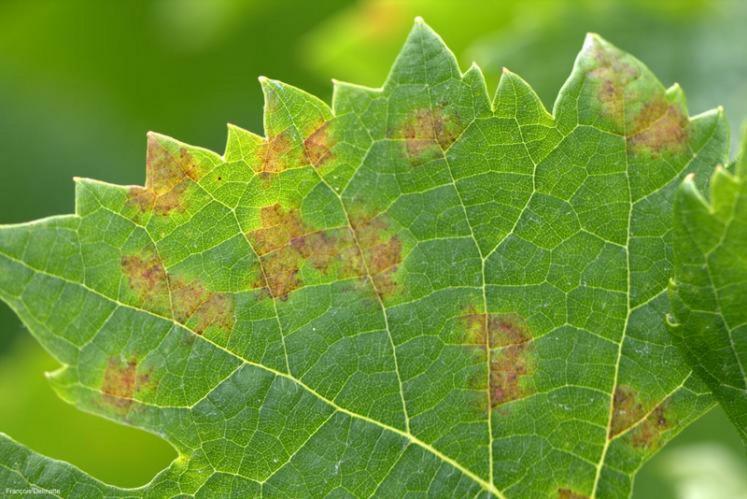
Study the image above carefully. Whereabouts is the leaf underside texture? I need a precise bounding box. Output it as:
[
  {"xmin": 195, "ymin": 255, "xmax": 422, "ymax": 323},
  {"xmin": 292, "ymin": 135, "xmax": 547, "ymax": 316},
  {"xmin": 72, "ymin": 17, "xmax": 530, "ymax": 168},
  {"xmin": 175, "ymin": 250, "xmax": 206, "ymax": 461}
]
[{"xmin": 0, "ymin": 20, "xmax": 729, "ymax": 498}]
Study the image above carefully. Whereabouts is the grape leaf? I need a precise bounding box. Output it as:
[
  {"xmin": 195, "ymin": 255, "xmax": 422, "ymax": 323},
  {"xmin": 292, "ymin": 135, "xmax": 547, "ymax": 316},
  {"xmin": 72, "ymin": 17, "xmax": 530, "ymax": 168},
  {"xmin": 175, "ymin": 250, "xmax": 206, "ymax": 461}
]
[
  {"xmin": 669, "ymin": 129, "xmax": 747, "ymax": 442},
  {"xmin": 0, "ymin": 19, "xmax": 727, "ymax": 498}
]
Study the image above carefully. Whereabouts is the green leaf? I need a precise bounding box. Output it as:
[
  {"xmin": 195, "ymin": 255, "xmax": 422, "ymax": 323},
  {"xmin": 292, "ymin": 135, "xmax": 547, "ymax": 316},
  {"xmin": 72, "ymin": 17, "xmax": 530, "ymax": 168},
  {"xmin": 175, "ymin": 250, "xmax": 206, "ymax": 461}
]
[
  {"xmin": 669, "ymin": 128, "xmax": 747, "ymax": 442},
  {"xmin": 0, "ymin": 20, "xmax": 727, "ymax": 497}
]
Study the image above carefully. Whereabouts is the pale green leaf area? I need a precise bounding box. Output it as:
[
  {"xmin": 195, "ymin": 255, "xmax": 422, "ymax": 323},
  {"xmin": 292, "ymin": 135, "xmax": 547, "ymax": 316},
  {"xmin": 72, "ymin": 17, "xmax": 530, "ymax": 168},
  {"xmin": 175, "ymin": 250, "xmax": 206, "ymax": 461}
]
[
  {"xmin": 669, "ymin": 130, "xmax": 747, "ymax": 442},
  {"xmin": 0, "ymin": 20, "xmax": 728, "ymax": 497}
]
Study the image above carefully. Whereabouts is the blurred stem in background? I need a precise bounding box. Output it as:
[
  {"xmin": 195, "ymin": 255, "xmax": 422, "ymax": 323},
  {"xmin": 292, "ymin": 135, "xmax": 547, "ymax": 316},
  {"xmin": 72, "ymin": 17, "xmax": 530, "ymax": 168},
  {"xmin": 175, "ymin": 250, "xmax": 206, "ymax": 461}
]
[{"xmin": 0, "ymin": 0, "xmax": 745, "ymax": 494}]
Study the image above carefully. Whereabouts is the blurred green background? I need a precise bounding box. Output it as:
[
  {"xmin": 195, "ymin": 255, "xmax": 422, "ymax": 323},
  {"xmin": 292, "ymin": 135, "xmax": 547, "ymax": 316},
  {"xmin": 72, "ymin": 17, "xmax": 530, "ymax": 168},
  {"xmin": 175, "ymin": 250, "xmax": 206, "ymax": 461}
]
[{"xmin": 0, "ymin": 0, "xmax": 745, "ymax": 496}]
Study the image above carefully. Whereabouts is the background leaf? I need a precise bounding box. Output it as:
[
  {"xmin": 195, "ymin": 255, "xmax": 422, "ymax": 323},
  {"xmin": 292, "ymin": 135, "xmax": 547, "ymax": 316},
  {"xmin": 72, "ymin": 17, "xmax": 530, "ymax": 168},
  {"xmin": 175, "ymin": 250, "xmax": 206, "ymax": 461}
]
[{"xmin": 669, "ymin": 129, "xmax": 747, "ymax": 441}]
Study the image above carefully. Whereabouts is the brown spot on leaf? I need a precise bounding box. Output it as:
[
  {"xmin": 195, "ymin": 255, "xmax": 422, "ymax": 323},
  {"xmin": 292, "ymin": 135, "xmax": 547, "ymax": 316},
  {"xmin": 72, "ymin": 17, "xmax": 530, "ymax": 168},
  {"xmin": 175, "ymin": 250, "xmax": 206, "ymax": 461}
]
[
  {"xmin": 630, "ymin": 400, "xmax": 672, "ymax": 449},
  {"xmin": 459, "ymin": 308, "xmax": 487, "ymax": 345},
  {"xmin": 586, "ymin": 38, "xmax": 690, "ymax": 155},
  {"xmin": 121, "ymin": 252, "xmax": 234, "ymax": 335},
  {"xmin": 258, "ymin": 246, "xmax": 302, "ymax": 299},
  {"xmin": 609, "ymin": 385, "xmax": 648, "ymax": 438},
  {"xmin": 260, "ymin": 130, "xmax": 294, "ymax": 173},
  {"xmin": 557, "ymin": 488, "xmax": 588, "ymax": 499},
  {"xmin": 127, "ymin": 136, "xmax": 201, "ymax": 215},
  {"xmin": 351, "ymin": 215, "xmax": 402, "ymax": 298},
  {"xmin": 484, "ymin": 313, "xmax": 533, "ymax": 408},
  {"xmin": 292, "ymin": 229, "xmax": 363, "ymax": 277},
  {"xmin": 628, "ymin": 99, "xmax": 689, "ymax": 156},
  {"xmin": 586, "ymin": 41, "xmax": 640, "ymax": 131},
  {"xmin": 459, "ymin": 311, "xmax": 531, "ymax": 348},
  {"xmin": 250, "ymin": 204, "xmax": 306, "ymax": 255},
  {"xmin": 489, "ymin": 314, "xmax": 531, "ymax": 348},
  {"xmin": 101, "ymin": 357, "xmax": 150, "ymax": 410},
  {"xmin": 121, "ymin": 253, "xmax": 170, "ymax": 311},
  {"xmin": 171, "ymin": 279, "xmax": 235, "ymax": 335},
  {"xmin": 400, "ymin": 105, "xmax": 460, "ymax": 165},
  {"xmin": 248, "ymin": 204, "xmax": 367, "ymax": 299},
  {"xmin": 304, "ymin": 121, "xmax": 336, "ymax": 167},
  {"xmin": 490, "ymin": 340, "xmax": 533, "ymax": 408}
]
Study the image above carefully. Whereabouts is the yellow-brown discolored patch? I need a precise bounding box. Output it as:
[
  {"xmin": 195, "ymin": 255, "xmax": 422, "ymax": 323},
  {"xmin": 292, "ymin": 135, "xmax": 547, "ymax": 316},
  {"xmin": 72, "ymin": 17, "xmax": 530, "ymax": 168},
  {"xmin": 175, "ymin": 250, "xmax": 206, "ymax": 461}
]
[
  {"xmin": 586, "ymin": 40, "xmax": 689, "ymax": 155},
  {"xmin": 121, "ymin": 254, "xmax": 170, "ymax": 310},
  {"xmin": 259, "ymin": 130, "xmax": 294, "ymax": 173},
  {"xmin": 457, "ymin": 310, "xmax": 535, "ymax": 409},
  {"xmin": 609, "ymin": 385, "xmax": 648, "ymax": 438},
  {"xmin": 557, "ymin": 488, "xmax": 588, "ymax": 499},
  {"xmin": 248, "ymin": 204, "xmax": 367, "ymax": 299},
  {"xmin": 101, "ymin": 357, "xmax": 150, "ymax": 410},
  {"xmin": 351, "ymin": 215, "xmax": 403, "ymax": 299},
  {"xmin": 400, "ymin": 105, "xmax": 461, "ymax": 164},
  {"xmin": 628, "ymin": 99, "xmax": 689, "ymax": 156},
  {"xmin": 121, "ymin": 252, "xmax": 235, "ymax": 335},
  {"xmin": 250, "ymin": 204, "xmax": 306, "ymax": 256},
  {"xmin": 459, "ymin": 311, "xmax": 531, "ymax": 348},
  {"xmin": 127, "ymin": 136, "xmax": 201, "ymax": 215},
  {"xmin": 489, "ymin": 314, "xmax": 531, "ymax": 348},
  {"xmin": 304, "ymin": 121, "xmax": 336, "ymax": 167},
  {"xmin": 630, "ymin": 401, "xmax": 672, "ymax": 450},
  {"xmin": 459, "ymin": 308, "xmax": 488, "ymax": 345},
  {"xmin": 171, "ymin": 279, "xmax": 235, "ymax": 335},
  {"xmin": 586, "ymin": 42, "xmax": 639, "ymax": 131},
  {"xmin": 490, "ymin": 340, "xmax": 533, "ymax": 408}
]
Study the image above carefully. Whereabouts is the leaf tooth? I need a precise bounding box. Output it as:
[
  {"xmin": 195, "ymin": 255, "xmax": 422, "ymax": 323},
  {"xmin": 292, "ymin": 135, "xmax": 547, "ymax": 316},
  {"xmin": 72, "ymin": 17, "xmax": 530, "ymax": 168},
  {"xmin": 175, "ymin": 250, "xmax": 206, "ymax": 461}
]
[
  {"xmin": 494, "ymin": 67, "xmax": 552, "ymax": 123},
  {"xmin": 259, "ymin": 77, "xmax": 332, "ymax": 139},
  {"xmin": 224, "ymin": 122, "xmax": 264, "ymax": 163},
  {"xmin": 385, "ymin": 16, "xmax": 459, "ymax": 87}
]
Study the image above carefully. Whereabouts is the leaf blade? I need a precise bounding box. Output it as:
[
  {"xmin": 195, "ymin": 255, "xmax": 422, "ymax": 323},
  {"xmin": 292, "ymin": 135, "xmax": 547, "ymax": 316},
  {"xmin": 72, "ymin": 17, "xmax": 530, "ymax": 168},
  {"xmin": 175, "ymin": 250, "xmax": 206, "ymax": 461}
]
[{"xmin": 0, "ymin": 20, "xmax": 729, "ymax": 497}]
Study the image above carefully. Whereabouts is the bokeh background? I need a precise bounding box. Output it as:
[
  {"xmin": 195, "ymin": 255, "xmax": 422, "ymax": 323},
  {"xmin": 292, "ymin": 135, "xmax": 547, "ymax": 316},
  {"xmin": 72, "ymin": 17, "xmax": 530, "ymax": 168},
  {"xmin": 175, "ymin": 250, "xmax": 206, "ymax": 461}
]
[{"xmin": 0, "ymin": 0, "xmax": 746, "ymax": 497}]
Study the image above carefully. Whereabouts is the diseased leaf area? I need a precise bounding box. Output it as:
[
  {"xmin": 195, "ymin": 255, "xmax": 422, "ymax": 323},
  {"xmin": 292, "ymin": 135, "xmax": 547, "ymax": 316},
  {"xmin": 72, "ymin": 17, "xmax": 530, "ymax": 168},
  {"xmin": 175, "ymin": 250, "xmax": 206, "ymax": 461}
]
[
  {"xmin": 0, "ymin": 21, "xmax": 729, "ymax": 498},
  {"xmin": 669, "ymin": 131, "xmax": 747, "ymax": 442}
]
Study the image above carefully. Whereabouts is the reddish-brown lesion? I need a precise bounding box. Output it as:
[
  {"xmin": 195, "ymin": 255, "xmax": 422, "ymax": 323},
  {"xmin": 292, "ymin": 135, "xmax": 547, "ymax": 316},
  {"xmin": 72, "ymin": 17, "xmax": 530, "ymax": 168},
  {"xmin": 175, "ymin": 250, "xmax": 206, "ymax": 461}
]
[
  {"xmin": 609, "ymin": 385, "xmax": 673, "ymax": 449},
  {"xmin": 459, "ymin": 309, "xmax": 535, "ymax": 408},
  {"xmin": 399, "ymin": 105, "xmax": 461, "ymax": 164},
  {"xmin": 458, "ymin": 311, "xmax": 530, "ymax": 347},
  {"xmin": 490, "ymin": 339, "xmax": 533, "ymax": 407},
  {"xmin": 609, "ymin": 385, "xmax": 648, "ymax": 438},
  {"xmin": 121, "ymin": 251, "xmax": 235, "ymax": 335},
  {"xmin": 171, "ymin": 279, "xmax": 235, "ymax": 335},
  {"xmin": 247, "ymin": 203, "xmax": 368, "ymax": 299},
  {"xmin": 350, "ymin": 215, "xmax": 403, "ymax": 299},
  {"xmin": 488, "ymin": 314, "xmax": 532, "ymax": 348},
  {"xmin": 629, "ymin": 400, "xmax": 672, "ymax": 449},
  {"xmin": 121, "ymin": 253, "xmax": 171, "ymax": 314},
  {"xmin": 250, "ymin": 204, "xmax": 306, "ymax": 255},
  {"xmin": 259, "ymin": 130, "xmax": 294, "ymax": 173},
  {"xmin": 586, "ymin": 41, "xmax": 639, "ymax": 131},
  {"xmin": 586, "ymin": 40, "xmax": 689, "ymax": 155},
  {"xmin": 127, "ymin": 135, "xmax": 202, "ymax": 216},
  {"xmin": 459, "ymin": 308, "xmax": 488, "ymax": 345},
  {"xmin": 304, "ymin": 121, "xmax": 336, "ymax": 167},
  {"xmin": 488, "ymin": 314, "xmax": 534, "ymax": 407},
  {"xmin": 628, "ymin": 98, "xmax": 689, "ymax": 156},
  {"xmin": 101, "ymin": 357, "xmax": 151, "ymax": 410},
  {"xmin": 557, "ymin": 488, "xmax": 588, "ymax": 499}
]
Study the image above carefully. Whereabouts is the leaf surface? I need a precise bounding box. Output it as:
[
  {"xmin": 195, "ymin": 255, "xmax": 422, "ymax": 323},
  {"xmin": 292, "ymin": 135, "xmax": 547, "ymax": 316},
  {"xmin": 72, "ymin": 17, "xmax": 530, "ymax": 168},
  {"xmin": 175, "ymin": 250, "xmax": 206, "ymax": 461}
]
[
  {"xmin": 0, "ymin": 20, "xmax": 727, "ymax": 498},
  {"xmin": 669, "ymin": 130, "xmax": 747, "ymax": 442}
]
